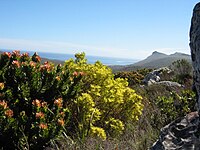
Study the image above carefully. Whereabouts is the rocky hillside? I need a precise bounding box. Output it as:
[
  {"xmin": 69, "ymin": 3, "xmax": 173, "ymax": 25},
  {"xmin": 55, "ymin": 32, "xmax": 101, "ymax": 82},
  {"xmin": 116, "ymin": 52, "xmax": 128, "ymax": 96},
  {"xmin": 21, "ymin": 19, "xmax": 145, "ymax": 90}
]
[
  {"xmin": 111, "ymin": 51, "xmax": 191, "ymax": 72},
  {"xmin": 134, "ymin": 51, "xmax": 191, "ymax": 68}
]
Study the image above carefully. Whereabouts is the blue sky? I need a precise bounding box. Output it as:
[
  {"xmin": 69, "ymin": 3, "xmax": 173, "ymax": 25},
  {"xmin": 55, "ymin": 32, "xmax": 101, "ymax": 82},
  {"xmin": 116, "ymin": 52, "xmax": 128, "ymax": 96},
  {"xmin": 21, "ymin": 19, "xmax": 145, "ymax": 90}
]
[{"xmin": 0, "ymin": 0, "xmax": 199, "ymax": 59}]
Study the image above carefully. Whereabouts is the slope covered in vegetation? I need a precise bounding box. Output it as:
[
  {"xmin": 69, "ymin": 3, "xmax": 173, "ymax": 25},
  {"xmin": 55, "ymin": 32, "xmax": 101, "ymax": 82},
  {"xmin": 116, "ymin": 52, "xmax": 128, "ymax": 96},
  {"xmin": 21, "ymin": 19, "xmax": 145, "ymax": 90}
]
[{"xmin": 0, "ymin": 51, "xmax": 195, "ymax": 149}]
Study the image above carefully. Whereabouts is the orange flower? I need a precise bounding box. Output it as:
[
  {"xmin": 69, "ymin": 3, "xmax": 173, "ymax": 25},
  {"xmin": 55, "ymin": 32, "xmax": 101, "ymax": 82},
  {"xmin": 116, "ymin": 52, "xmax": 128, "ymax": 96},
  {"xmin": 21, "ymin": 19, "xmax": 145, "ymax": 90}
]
[
  {"xmin": 39, "ymin": 123, "xmax": 48, "ymax": 129},
  {"xmin": 5, "ymin": 109, "xmax": 13, "ymax": 117},
  {"xmin": 60, "ymin": 111, "xmax": 65, "ymax": 117},
  {"xmin": 40, "ymin": 62, "xmax": 52, "ymax": 72},
  {"xmin": 3, "ymin": 52, "xmax": 11, "ymax": 58},
  {"xmin": 58, "ymin": 119, "xmax": 65, "ymax": 126},
  {"xmin": 32, "ymin": 99, "xmax": 41, "ymax": 107},
  {"xmin": 56, "ymin": 76, "xmax": 61, "ymax": 81},
  {"xmin": 21, "ymin": 62, "xmax": 27, "ymax": 66},
  {"xmin": 54, "ymin": 98, "xmax": 62, "ymax": 107},
  {"xmin": 12, "ymin": 50, "xmax": 20, "ymax": 57},
  {"xmin": 44, "ymin": 61, "xmax": 48, "ymax": 65},
  {"xmin": 29, "ymin": 61, "xmax": 36, "ymax": 68},
  {"xmin": 36, "ymin": 112, "xmax": 45, "ymax": 119},
  {"xmin": 0, "ymin": 100, "xmax": 7, "ymax": 109},
  {"xmin": 35, "ymin": 55, "xmax": 41, "ymax": 62},
  {"xmin": 22, "ymin": 52, "xmax": 29, "ymax": 57},
  {"xmin": 12, "ymin": 60, "xmax": 20, "ymax": 68},
  {"xmin": 73, "ymin": 71, "xmax": 78, "ymax": 76},
  {"xmin": 41, "ymin": 102, "xmax": 47, "ymax": 107},
  {"xmin": 79, "ymin": 71, "xmax": 85, "ymax": 76},
  {"xmin": 0, "ymin": 82, "xmax": 4, "ymax": 90}
]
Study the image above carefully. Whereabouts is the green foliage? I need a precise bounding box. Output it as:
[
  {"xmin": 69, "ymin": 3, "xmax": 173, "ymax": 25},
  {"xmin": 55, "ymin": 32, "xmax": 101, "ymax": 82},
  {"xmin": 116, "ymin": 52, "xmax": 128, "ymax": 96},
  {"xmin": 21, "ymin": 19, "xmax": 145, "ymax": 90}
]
[
  {"xmin": 114, "ymin": 71, "xmax": 144, "ymax": 86},
  {"xmin": 0, "ymin": 51, "xmax": 81, "ymax": 149},
  {"xmin": 136, "ymin": 68, "xmax": 153, "ymax": 77},
  {"xmin": 155, "ymin": 90, "xmax": 196, "ymax": 124},
  {"xmin": 170, "ymin": 59, "xmax": 192, "ymax": 84},
  {"xmin": 114, "ymin": 69, "xmax": 153, "ymax": 87}
]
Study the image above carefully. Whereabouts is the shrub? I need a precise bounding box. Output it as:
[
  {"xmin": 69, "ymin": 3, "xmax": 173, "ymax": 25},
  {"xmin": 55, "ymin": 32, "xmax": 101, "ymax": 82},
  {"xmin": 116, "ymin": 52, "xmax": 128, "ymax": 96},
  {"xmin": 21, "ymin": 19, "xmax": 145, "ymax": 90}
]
[
  {"xmin": 170, "ymin": 59, "xmax": 192, "ymax": 84},
  {"xmin": 155, "ymin": 90, "xmax": 196, "ymax": 124},
  {"xmin": 64, "ymin": 52, "xmax": 143, "ymax": 139},
  {"xmin": 136, "ymin": 68, "xmax": 153, "ymax": 77},
  {"xmin": 114, "ymin": 71, "xmax": 144, "ymax": 86},
  {"xmin": 0, "ymin": 51, "xmax": 82, "ymax": 149}
]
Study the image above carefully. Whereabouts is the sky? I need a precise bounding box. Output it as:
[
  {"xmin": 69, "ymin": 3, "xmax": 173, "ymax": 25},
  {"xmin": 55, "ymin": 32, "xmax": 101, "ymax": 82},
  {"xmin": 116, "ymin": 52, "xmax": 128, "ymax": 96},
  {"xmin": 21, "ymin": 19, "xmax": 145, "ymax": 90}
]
[{"xmin": 0, "ymin": 0, "xmax": 199, "ymax": 59}]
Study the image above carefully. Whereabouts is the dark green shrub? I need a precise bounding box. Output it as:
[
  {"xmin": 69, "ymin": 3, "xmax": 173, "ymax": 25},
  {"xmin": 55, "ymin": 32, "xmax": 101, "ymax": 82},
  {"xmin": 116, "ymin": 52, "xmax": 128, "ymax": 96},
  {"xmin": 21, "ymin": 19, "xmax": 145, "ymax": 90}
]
[
  {"xmin": 155, "ymin": 90, "xmax": 196, "ymax": 124},
  {"xmin": 114, "ymin": 71, "xmax": 144, "ymax": 86},
  {"xmin": 0, "ymin": 51, "xmax": 82, "ymax": 149},
  {"xmin": 170, "ymin": 59, "xmax": 192, "ymax": 84},
  {"xmin": 136, "ymin": 68, "xmax": 153, "ymax": 77}
]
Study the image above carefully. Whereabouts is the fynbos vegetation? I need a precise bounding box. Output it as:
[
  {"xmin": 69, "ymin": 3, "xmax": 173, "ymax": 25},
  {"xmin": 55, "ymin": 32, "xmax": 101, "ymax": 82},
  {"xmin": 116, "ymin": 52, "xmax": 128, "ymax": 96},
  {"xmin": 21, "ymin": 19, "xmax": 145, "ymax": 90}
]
[{"xmin": 0, "ymin": 51, "xmax": 144, "ymax": 149}]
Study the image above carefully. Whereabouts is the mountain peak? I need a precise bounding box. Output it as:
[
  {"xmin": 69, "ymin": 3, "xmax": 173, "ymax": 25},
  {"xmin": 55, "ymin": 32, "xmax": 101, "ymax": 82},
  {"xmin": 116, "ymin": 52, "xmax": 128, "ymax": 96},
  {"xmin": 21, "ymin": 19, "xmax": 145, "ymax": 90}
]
[
  {"xmin": 170, "ymin": 52, "xmax": 190, "ymax": 57},
  {"xmin": 152, "ymin": 51, "xmax": 159, "ymax": 54},
  {"xmin": 152, "ymin": 51, "xmax": 166, "ymax": 55},
  {"xmin": 133, "ymin": 51, "xmax": 191, "ymax": 69}
]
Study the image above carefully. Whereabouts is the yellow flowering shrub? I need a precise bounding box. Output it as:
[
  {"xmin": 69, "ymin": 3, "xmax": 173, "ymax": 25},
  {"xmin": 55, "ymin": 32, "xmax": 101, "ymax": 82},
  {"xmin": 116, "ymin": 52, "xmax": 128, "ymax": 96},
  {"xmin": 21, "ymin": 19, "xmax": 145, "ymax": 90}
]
[{"xmin": 64, "ymin": 52, "xmax": 143, "ymax": 139}]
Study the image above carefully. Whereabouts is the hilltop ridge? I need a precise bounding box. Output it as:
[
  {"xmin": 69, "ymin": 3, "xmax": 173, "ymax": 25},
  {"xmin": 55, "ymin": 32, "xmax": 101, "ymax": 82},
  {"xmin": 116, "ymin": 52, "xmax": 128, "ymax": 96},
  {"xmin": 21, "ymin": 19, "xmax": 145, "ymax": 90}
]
[
  {"xmin": 134, "ymin": 51, "xmax": 191, "ymax": 67},
  {"xmin": 110, "ymin": 51, "xmax": 191, "ymax": 72}
]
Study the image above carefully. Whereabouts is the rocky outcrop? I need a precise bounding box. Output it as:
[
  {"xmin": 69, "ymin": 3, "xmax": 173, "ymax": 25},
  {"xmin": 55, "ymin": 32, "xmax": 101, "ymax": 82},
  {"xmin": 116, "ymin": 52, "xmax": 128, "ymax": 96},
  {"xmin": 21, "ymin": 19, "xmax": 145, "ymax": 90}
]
[
  {"xmin": 154, "ymin": 81, "xmax": 182, "ymax": 87},
  {"xmin": 142, "ymin": 67, "xmax": 182, "ymax": 87},
  {"xmin": 190, "ymin": 2, "xmax": 200, "ymax": 113},
  {"xmin": 150, "ymin": 112, "xmax": 200, "ymax": 150},
  {"xmin": 150, "ymin": 2, "xmax": 200, "ymax": 149},
  {"xmin": 143, "ymin": 67, "xmax": 171, "ymax": 85}
]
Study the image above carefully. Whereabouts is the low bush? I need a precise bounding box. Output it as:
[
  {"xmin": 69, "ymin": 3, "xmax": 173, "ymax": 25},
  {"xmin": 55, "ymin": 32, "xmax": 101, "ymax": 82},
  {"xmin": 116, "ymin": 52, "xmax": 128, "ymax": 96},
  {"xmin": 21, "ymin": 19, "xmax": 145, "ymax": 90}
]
[
  {"xmin": 155, "ymin": 90, "xmax": 196, "ymax": 124},
  {"xmin": 0, "ymin": 51, "xmax": 83, "ymax": 149},
  {"xmin": 170, "ymin": 59, "xmax": 193, "ymax": 84},
  {"xmin": 114, "ymin": 71, "xmax": 144, "ymax": 86},
  {"xmin": 64, "ymin": 52, "xmax": 143, "ymax": 139}
]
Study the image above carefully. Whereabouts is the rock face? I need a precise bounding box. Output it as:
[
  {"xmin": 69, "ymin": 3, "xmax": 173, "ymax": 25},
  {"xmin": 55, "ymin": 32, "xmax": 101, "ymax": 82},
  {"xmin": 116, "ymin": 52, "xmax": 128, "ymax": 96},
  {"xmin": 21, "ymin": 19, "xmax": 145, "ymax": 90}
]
[
  {"xmin": 143, "ymin": 67, "xmax": 182, "ymax": 87},
  {"xmin": 150, "ymin": 3, "xmax": 200, "ymax": 150},
  {"xmin": 190, "ymin": 2, "xmax": 200, "ymax": 113},
  {"xmin": 154, "ymin": 81, "xmax": 182, "ymax": 87},
  {"xmin": 143, "ymin": 67, "xmax": 170, "ymax": 85},
  {"xmin": 150, "ymin": 112, "xmax": 200, "ymax": 150}
]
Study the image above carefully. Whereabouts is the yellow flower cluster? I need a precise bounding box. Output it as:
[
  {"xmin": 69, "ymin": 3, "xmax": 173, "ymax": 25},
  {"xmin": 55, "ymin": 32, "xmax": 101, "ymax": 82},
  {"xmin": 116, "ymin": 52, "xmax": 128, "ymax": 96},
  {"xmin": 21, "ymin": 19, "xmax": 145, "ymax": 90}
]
[
  {"xmin": 106, "ymin": 118, "xmax": 125, "ymax": 135},
  {"xmin": 90, "ymin": 126, "xmax": 106, "ymax": 140},
  {"xmin": 64, "ymin": 52, "xmax": 143, "ymax": 140}
]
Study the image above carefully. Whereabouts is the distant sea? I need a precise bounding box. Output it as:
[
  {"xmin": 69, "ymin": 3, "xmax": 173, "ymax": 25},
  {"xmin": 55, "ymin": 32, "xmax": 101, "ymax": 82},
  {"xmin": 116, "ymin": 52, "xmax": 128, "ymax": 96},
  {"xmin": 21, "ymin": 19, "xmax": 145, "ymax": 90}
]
[{"xmin": 2, "ymin": 49, "xmax": 138, "ymax": 65}]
